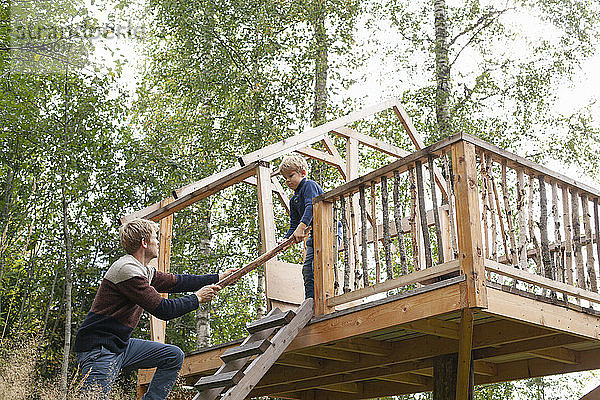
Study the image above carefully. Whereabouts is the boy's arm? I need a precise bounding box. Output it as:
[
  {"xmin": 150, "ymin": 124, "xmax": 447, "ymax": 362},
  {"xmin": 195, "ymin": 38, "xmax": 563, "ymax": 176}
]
[
  {"xmin": 283, "ymin": 203, "xmax": 300, "ymax": 239},
  {"xmin": 299, "ymin": 181, "xmax": 324, "ymax": 227}
]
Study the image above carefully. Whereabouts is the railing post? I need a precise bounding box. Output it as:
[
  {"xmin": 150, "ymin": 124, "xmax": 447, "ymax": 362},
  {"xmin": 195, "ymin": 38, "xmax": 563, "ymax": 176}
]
[
  {"xmin": 313, "ymin": 199, "xmax": 335, "ymax": 316},
  {"xmin": 451, "ymin": 139, "xmax": 487, "ymax": 309}
]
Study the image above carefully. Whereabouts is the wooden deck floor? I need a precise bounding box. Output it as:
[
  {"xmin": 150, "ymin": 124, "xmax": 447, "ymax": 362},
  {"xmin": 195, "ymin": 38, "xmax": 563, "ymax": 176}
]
[{"xmin": 138, "ymin": 276, "xmax": 600, "ymax": 399}]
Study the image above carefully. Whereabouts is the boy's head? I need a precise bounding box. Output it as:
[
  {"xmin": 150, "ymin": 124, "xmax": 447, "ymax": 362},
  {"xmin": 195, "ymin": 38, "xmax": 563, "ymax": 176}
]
[
  {"xmin": 119, "ymin": 218, "xmax": 159, "ymax": 255},
  {"xmin": 279, "ymin": 155, "xmax": 308, "ymax": 191}
]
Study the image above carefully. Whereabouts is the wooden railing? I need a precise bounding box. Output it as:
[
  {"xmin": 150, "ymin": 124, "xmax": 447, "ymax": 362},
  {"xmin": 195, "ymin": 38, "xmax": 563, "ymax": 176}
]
[{"xmin": 312, "ymin": 133, "xmax": 600, "ymax": 316}]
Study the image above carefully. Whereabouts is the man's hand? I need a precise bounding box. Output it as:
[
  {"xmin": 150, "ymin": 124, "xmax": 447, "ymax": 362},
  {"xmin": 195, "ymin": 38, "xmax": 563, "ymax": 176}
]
[
  {"xmin": 195, "ymin": 284, "xmax": 221, "ymax": 303},
  {"xmin": 218, "ymin": 268, "xmax": 240, "ymax": 281}
]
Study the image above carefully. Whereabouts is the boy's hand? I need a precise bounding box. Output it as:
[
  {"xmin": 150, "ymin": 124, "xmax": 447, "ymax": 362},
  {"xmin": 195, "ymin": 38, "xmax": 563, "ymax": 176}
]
[
  {"xmin": 195, "ymin": 284, "xmax": 221, "ymax": 303},
  {"xmin": 292, "ymin": 223, "xmax": 308, "ymax": 243}
]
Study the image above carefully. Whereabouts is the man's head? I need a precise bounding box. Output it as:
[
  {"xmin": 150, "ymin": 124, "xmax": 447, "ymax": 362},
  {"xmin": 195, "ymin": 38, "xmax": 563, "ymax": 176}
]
[
  {"xmin": 279, "ymin": 155, "xmax": 308, "ymax": 190},
  {"xmin": 119, "ymin": 218, "xmax": 160, "ymax": 257}
]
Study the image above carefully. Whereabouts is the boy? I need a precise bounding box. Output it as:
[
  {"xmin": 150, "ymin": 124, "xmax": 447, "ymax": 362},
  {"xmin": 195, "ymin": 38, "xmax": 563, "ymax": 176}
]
[{"xmin": 279, "ymin": 155, "xmax": 324, "ymax": 299}]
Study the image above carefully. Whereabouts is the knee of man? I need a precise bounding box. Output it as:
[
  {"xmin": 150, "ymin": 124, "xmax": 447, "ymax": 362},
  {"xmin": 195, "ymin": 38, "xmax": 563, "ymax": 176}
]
[{"xmin": 170, "ymin": 345, "xmax": 185, "ymax": 368}]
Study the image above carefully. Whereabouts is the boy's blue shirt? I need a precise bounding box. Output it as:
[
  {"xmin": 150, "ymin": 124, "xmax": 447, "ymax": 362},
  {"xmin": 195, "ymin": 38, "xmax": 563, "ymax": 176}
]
[{"xmin": 284, "ymin": 177, "xmax": 324, "ymax": 246}]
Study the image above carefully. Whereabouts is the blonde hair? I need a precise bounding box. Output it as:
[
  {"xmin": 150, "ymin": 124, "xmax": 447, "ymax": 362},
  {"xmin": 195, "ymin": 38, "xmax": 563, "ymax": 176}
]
[
  {"xmin": 119, "ymin": 218, "xmax": 159, "ymax": 255},
  {"xmin": 279, "ymin": 155, "xmax": 308, "ymax": 176}
]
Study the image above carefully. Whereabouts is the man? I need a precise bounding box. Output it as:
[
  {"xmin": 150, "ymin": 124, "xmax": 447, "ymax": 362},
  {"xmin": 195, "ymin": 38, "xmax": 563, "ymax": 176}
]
[{"xmin": 73, "ymin": 218, "xmax": 237, "ymax": 399}]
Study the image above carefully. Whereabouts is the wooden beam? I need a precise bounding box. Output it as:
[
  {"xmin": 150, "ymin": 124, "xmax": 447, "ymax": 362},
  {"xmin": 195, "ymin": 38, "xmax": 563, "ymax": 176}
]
[
  {"xmin": 525, "ymin": 347, "xmax": 578, "ymax": 364},
  {"xmin": 318, "ymin": 383, "xmax": 360, "ymax": 393},
  {"xmin": 452, "ymin": 140, "xmax": 487, "ymax": 308},
  {"xmin": 378, "ymin": 372, "xmax": 432, "ymax": 386},
  {"xmin": 322, "ymin": 136, "xmax": 347, "ymax": 180},
  {"xmin": 403, "ymin": 318, "xmax": 459, "ymax": 340},
  {"xmin": 276, "ymin": 353, "xmax": 322, "ymax": 370},
  {"xmin": 296, "ymin": 145, "xmax": 346, "ymax": 178},
  {"xmin": 327, "ymin": 337, "xmax": 392, "ymax": 356},
  {"xmin": 121, "ymin": 162, "xmax": 259, "ymax": 222},
  {"xmin": 485, "ymin": 258, "xmax": 600, "ymax": 304},
  {"xmin": 314, "ymin": 200, "xmax": 335, "ymax": 316},
  {"xmin": 332, "ymin": 126, "xmax": 410, "ymax": 158},
  {"xmin": 456, "ymin": 308, "xmax": 474, "ymax": 400},
  {"xmin": 293, "ymin": 346, "xmax": 360, "ymax": 363},
  {"xmin": 256, "ymin": 163, "xmax": 278, "ymax": 311},
  {"xmin": 325, "ymin": 260, "xmax": 459, "ymax": 308},
  {"xmin": 485, "ymin": 286, "xmax": 600, "ymax": 340},
  {"xmin": 473, "ymin": 333, "xmax": 586, "ymax": 361},
  {"xmin": 242, "ymin": 175, "xmax": 290, "ymax": 214},
  {"xmin": 240, "ymin": 98, "xmax": 401, "ymax": 165},
  {"xmin": 473, "ymin": 361, "xmax": 497, "ymax": 377},
  {"xmin": 580, "ymin": 384, "xmax": 600, "ymax": 400}
]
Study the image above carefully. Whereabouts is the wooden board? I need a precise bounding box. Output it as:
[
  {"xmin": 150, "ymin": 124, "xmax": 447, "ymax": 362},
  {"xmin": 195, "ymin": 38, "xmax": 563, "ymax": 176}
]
[{"xmin": 266, "ymin": 260, "xmax": 304, "ymax": 305}]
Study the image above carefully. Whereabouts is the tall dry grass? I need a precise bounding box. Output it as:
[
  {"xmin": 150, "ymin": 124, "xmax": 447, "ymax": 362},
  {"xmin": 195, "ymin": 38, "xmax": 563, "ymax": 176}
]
[{"xmin": 0, "ymin": 339, "xmax": 131, "ymax": 400}]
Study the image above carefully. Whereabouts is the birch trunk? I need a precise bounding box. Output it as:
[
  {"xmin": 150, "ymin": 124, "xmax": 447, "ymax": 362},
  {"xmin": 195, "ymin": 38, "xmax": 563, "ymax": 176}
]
[
  {"xmin": 434, "ymin": 0, "xmax": 451, "ymax": 137},
  {"xmin": 196, "ymin": 208, "xmax": 213, "ymax": 347}
]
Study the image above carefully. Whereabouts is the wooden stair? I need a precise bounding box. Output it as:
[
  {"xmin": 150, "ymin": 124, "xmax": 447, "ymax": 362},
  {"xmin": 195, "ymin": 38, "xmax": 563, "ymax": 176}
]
[{"xmin": 193, "ymin": 298, "xmax": 314, "ymax": 400}]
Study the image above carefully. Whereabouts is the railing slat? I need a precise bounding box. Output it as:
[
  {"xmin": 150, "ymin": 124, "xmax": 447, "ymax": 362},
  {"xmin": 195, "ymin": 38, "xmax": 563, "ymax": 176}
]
[
  {"xmin": 562, "ymin": 185, "xmax": 574, "ymax": 286},
  {"xmin": 539, "ymin": 176, "xmax": 553, "ymax": 282},
  {"xmin": 551, "ymin": 182, "xmax": 564, "ymax": 283},
  {"xmin": 572, "ymin": 189, "xmax": 585, "ymax": 289},
  {"xmin": 528, "ymin": 175, "xmax": 542, "ymax": 274},
  {"xmin": 595, "ymin": 198, "xmax": 600, "ymax": 292},
  {"xmin": 348, "ymin": 195, "xmax": 361, "ymax": 290},
  {"xmin": 428, "ymin": 156, "xmax": 445, "ymax": 264},
  {"xmin": 517, "ymin": 169, "xmax": 528, "ymax": 269},
  {"xmin": 443, "ymin": 154, "xmax": 458, "ymax": 260},
  {"xmin": 485, "ymin": 154, "xmax": 498, "ymax": 261},
  {"xmin": 359, "ymin": 186, "xmax": 369, "ymax": 287},
  {"xmin": 409, "ymin": 168, "xmax": 420, "ymax": 270},
  {"xmin": 582, "ymin": 194, "xmax": 597, "ymax": 292},
  {"xmin": 393, "ymin": 171, "xmax": 408, "ymax": 275},
  {"xmin": 502, "ymin": 161, "xmax": 518, "ymax": 266},
  {"xmin": 333, "ymin": 200, "xmax": 340, "ymax": 294},
  {"xmin": 340, "ymin": 195, "xmax": 351, "ymax": 293},
  {"xmin": 370, "ymin": 182, "xmax": 381, "ymax": 282},
  {"xmin": 490, "ymin": 157, "xmax": 509, "ymax": 261},
  {"xmin": 381, "ymin": 176, "xmax": 393, "ymax": 280},
  {"xmin": 415, "ymin": 160, "xmax": 433, "ymax": 269}
]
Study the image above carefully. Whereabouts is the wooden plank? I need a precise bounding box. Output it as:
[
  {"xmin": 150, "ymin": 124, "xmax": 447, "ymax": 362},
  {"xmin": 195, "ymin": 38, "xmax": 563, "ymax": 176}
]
[
  {"xmin": 220, "ymin": 339, "xmax": 272, "ymax": 363},
  {"xmin": 122, "ymin": 162, "xmax": 259, "ymax": 222},
  {"xmin": 580, "ymin": 383, "xmax": 600, "ymax": 400},
  {"xmin": 378, "ymin": 372, "xmax": 432, "ymax": 386},
  {"xmin": 318, "ymin": 383, "xmax": 360, "ymax": 393},
  {"xmin": 294, "ymin": 346, "xmax": 360, "ymax": 363},
  {"xmin": 246, "ymin": 310, "xmax": 295, "ymax": 334},
  {"xmin": 332, "ymin": 126, "xmax": 409, "ymax": 158},
  {"xmin": 525, "ymin": 347, "xmax": 578, "ymax": 364},
  {"xmin": 296, "ymin": 146, "xmax": 345, "ymax": 174},
  {"xmin": 473, "ymin": 333, "xmax": 585, "ymax": 361},
  {"xmin": 265, "ymin": 260, "xmax": 304, "ymax": 305},
  {"xmin": 484, "ymin": 259, "xmax": 600, "ymax": 304},
  {"xmin": 256, "ymin": 163, "xmax": 279, "ymax": 311},
  {"xmin": 149, "ymin": 197, "xmax": 173, "ymax": 344},
  {"xmin": 572, "ymin": 189, "xmax": 586, "ymax": 289},
  {"xmin": 327, "ymin": 337, "xmax": 392, "ymax": 356},
  {"xmin": 195, "ymin": 370, "xmax": 245, "ymax": 391},
  {"xmin": 403, "ymin": 318, "xmax": 459, "ymax": 340},
  {"xmin": 346, "ymin": 137, "xmax": 360, "ymax": 291},
  {"xmin": 314, "ymin": 200, "xmax": 335, "ymax": 316},
  {"xmin": 340, "ymin": 195, "xmax": 351, "ymax": 293},
  {"xmin": 276, "ymin": 353, "xmax": 321, "ymax": 370},
  {"xmin": 451, "ymin": 141, "xmax": 487, "ymax": 308},
  {"xmin": 484, "ymin": 286, "xmax": 600, "ymax": 340},
  {"xmin": 240, "ymin": 98, "xmax": 400, "ymax": 165},
  {"xmin": 326, "ymin": 260, "xmax": 459, "ymax": 307},
  {"xmin": 456, "ymin": 308, "xmax": 474, "ymax": 400}
]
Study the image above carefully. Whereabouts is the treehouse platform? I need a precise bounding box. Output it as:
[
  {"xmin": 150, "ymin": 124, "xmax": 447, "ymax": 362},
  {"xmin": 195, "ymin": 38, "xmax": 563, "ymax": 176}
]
[{"xmin": 127, "ymin": 100, "xmax": 600, "ymax": 399}]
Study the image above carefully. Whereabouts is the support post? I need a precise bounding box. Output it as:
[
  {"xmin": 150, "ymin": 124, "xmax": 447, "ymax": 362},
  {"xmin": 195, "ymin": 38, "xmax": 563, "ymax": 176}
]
[
  {"xmin": 149, "ymin": 197, "xmax": 174, "ymax": 344},
  {"xmin": 314, "ymin": 200, "xmax": 335, "ymax": 316},
  {"xmin": 456, "ymin": 308, "xmax": 474, "ymax": 400},
  {"xmin": 256, "ymin": 162, "xmax": 278, "ymax": 312},
  {"xmin": 451, "ymin": 140, "xmax": 487, "ymax": 308}
]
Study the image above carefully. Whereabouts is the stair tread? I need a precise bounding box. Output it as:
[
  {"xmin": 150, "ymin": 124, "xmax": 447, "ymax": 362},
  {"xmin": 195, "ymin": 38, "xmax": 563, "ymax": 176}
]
[
  {"xmin": 221, "ymin": 339, "xmax": 272, "ymax": 363},
  {"xmin": 246, "ymin": 310, "xmax": 296, "ymax": 334},
  {"xmin": 195, "ymin": 370, "xmax": 244, "ymax": 391}
]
